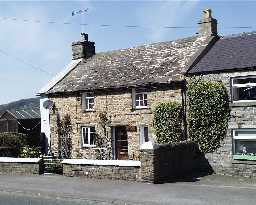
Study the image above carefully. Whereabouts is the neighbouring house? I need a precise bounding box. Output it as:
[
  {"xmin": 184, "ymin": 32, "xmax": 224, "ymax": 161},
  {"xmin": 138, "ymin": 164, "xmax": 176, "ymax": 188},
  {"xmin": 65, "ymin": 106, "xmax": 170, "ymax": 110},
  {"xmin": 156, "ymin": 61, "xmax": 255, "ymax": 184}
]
[
  {"xmin": 39, "ymin": 9, "xmax": 217, "ymax": 160},
  {"xmin": 0, "ymin": 108, "xmax": 41, "ymax": 146},
  {"xmin": 187, "ymin": 32, "xmax": 256, "ymax": 177}
]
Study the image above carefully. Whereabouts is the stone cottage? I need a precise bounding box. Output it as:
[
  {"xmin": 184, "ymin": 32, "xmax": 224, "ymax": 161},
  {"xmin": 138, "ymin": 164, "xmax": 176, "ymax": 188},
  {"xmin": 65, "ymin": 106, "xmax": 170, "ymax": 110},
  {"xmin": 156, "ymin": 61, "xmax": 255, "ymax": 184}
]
[
  {"xmin": 39, "ymin": 10, "xmax": 217, "ymax": 160},
  {"xmin": 187, "ymin": 32, "xmax": 256, "ymax": 177}
]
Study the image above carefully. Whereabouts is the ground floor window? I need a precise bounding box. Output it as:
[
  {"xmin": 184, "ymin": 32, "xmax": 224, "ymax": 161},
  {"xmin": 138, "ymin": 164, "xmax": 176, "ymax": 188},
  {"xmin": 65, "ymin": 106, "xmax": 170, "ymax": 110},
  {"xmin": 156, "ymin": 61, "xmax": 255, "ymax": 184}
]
[
  {"xmin": 81, "ymin": 126, "xmax": 96, "ymax": 147},
  {"xmin": 140, "ymin": 125, "xmax": 149, "ymax": 145},
  {"xmin": 233, "ymin": 129, "xmax": 256, "ymax": 160}
]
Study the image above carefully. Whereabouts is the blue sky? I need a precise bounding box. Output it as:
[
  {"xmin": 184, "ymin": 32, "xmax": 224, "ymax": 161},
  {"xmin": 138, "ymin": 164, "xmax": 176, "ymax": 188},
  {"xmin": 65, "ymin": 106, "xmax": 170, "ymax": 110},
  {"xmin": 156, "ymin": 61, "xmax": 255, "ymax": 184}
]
[{"xmin": 0, "ymin": 0, "xmax": 255, "ymax": 104}]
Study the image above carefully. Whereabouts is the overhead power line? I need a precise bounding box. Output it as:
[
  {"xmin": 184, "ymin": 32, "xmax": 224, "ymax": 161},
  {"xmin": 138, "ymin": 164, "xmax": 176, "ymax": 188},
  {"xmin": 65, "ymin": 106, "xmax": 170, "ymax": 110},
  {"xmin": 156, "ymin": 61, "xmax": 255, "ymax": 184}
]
[
  {"xmin": 0, "ymin": 48, "xmax": 52, "ymax": 76},
  {"xmin": 0, "ymin": 16, "xmax": 254, "ymax": 30}
]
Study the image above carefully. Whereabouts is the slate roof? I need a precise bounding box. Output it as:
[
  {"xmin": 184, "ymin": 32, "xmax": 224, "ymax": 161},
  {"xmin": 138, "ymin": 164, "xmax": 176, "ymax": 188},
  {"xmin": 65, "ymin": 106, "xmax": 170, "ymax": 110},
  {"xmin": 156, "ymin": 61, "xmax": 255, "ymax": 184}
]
[
  {"xmin": 188, "ymin": 32, "xmax": 256, "ymax": 74},
  {"xmin": 46, "ymin": 35, "xmax": 209, "ymax": 94},
  {"xmin": 6, "ymin": 108, "xmax": 40, "ymax": 120}
]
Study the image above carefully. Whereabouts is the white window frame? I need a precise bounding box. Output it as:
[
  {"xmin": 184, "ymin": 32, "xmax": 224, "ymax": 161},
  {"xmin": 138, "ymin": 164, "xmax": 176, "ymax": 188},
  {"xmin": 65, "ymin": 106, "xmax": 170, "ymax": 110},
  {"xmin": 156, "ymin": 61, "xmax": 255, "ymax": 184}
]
[
  {"xmin": 85, "ymin": 96, "xmax": 95, "ymax": 111},
  {"xmin": 232, "ymin": 76, "xmax": 256, "ymax": 102},
  {"xmin": 232, "ymin": 129, "xmax": 256, "ymax": 160},
  {"xmin": 134, "ymin": 92, "xmax": 148, "ymax": 109},
  {"xmin": 140, "ymin": 125, "xmax": 149, "ymax": 145},
  {"xmin": 81, "ymin": 126, "xmax": 96, "ymax": 147}
]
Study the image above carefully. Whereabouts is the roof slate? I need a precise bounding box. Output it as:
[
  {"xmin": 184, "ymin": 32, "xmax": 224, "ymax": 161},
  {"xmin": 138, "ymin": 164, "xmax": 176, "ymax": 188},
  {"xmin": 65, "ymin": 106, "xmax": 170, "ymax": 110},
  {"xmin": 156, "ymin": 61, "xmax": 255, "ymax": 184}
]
[
  {"xmin": 188, "ymin": 32, "xmax": 256, "ymax": 74},
  {"xmin": 46, "ymin": 35, "xmax": 208, "ymax": 94},
  {"xmin": 8, "ymin": 108, "xmax": 40, "ymax": 120}
]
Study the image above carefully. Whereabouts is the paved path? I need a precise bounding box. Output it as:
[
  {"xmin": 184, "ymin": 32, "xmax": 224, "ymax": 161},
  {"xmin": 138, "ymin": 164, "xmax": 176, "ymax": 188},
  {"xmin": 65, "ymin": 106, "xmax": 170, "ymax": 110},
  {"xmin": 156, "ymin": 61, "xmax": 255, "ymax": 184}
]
[{"xmin": 0, "ymin": 174, "xmax": 256, "ymax": 204}]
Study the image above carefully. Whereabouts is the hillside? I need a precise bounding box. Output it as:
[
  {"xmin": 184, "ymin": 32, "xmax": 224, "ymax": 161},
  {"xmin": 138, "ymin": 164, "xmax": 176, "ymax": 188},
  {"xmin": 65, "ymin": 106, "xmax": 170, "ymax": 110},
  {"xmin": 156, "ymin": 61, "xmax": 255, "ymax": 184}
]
[{"xmin": 0, "ymin": 98, "xmax": 41, "ymax": 117}]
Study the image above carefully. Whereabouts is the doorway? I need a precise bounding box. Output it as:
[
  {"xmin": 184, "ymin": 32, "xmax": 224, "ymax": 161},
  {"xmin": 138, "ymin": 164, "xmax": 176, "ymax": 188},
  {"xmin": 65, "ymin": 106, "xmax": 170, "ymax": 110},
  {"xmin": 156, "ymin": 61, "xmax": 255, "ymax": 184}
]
[{"xmin": 112, "ymin": 126, "xmax": 128, "ymax": 160}]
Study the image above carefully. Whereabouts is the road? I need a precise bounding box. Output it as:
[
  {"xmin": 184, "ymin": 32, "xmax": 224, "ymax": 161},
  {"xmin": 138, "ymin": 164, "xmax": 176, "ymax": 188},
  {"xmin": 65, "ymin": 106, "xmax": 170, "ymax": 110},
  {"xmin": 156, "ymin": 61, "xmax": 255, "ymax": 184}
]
[{"xmin": 0, "ymin": 174, "xmax": 256, "ymax": 205}]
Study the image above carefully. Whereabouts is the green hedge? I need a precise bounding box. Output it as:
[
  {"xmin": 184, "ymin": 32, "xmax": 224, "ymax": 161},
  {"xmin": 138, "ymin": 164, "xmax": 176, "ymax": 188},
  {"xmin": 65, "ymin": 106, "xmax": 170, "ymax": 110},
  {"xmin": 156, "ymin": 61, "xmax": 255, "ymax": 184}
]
[
  {"xmin": 187, "ymin": 77, "xmax": 230, "ymax": 153},
  {"xmin": 0, "ymin": 132, "xmax": 26, "ymax": 157},
  {"xmin": 153, "ymin": 102, "xmax": 183, "ymax": 144}
]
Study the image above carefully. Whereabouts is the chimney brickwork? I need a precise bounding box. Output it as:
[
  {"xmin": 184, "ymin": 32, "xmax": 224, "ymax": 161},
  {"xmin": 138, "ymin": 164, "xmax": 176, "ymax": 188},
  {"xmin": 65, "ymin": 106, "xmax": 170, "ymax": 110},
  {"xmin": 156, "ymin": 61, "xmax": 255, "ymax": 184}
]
[
  {"xmin": 198, "ymin": 9, "xmax": 217, "ymax": 36},
  {"xmin": 72, "ymin": 33, "xmax": 95, "ymax": 60}
]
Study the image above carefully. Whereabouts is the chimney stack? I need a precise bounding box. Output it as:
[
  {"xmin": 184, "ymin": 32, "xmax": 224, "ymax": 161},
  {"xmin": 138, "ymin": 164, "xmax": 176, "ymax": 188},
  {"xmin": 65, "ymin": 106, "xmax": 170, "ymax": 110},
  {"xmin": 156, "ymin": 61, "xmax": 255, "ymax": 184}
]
[
  {"xmin": 198, "ymin": 9, "xmax": 217, "ymax": 36},
  {"xmin": 72, "ymin": 33, "xmax": 95, "ymax": 60}
]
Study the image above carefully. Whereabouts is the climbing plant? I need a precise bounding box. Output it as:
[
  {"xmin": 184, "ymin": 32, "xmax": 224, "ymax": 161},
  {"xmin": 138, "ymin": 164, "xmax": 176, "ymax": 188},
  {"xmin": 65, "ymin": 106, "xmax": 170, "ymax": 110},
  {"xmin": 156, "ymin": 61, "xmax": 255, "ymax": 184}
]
[
  {"xmin": 57, "ymin": 114, "xmax": 73, "ymax": 159},
  {"xmin": 153, "ymin": 102, "xmax": 183, "ymax": 144},
  {"xmin": 187, "ymin": 77, "xmax": 230, "ymax": 153},
  {"xmin": 95, "ymin": 111, "xmax": 112, "ymax": 160}
]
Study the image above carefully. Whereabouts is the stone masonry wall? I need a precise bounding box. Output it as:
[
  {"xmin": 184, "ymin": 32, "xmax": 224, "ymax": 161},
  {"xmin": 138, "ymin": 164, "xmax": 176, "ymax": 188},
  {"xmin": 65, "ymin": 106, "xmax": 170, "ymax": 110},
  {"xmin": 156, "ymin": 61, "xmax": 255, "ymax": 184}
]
[
  {"xmin": 49, "ymin": 86, "xmax": 182, "ymax": 160},
  {"xmin": 198, "ymin": 70, "xmax": 256, "ymax": 177},
  {"xmin": 0, "ymin": 162, "xmax": 43, "ymax": 175},
  {"xmin": 63, "ymin": 164, "xmax": 140, "ymax": 181},
  {"xmin": 140, "ymin": 141, "xmax": 210, "ymax": 183}
]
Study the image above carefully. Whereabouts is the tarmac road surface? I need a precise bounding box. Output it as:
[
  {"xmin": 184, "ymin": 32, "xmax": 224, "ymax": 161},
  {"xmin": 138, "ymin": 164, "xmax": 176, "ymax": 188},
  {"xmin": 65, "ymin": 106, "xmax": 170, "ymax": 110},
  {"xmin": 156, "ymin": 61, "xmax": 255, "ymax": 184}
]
[{"xmin": 0, "ymin": 174, "xmax": 256, "ymax": 205}]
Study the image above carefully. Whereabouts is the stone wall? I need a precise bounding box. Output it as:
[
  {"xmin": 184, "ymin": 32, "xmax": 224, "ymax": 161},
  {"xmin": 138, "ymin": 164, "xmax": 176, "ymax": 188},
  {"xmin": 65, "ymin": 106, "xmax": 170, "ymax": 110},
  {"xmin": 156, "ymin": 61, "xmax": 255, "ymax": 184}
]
[
  {"xmin": 140, "ymin": 141, "xmax": 210, "ymax": 183},
  {"xmin": 0, "ymin": 162, "xmax": 43, "ymax": 175},
  {"xmin": 49, "ymin": 86, "xmax": 182, "ymax": 160},
  {"xmin": 63, "ymin": 164, "xmax": 140, "ymax": 181},
  {"xmin": 197, "ymin": 70, "xmax": 256, "ymax": 177}
]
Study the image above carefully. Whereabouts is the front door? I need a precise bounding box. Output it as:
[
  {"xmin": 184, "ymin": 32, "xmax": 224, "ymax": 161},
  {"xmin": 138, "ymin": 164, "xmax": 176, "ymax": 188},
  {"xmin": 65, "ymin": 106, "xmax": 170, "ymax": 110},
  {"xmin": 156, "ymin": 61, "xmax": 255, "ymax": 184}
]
[{"xmin": 115, "ymin": 126, "xmax": 128, "ymax": 160}]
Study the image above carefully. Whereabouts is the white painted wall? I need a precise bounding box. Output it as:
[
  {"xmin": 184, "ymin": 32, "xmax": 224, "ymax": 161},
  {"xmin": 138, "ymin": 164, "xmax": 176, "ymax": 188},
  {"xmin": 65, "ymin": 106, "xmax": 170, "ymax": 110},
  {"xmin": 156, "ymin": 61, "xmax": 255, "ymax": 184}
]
[{"xmin": 40, "ymin": 98, "xmax": 51, "ymax": 151}]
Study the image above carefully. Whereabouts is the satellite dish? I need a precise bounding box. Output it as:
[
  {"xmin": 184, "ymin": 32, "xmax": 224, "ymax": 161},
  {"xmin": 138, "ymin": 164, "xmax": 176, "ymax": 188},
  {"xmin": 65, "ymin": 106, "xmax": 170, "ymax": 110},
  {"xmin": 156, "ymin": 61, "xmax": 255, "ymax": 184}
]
[{"xmin": 43, "ymin": 100, "xmax": 54, "ymax": 109}]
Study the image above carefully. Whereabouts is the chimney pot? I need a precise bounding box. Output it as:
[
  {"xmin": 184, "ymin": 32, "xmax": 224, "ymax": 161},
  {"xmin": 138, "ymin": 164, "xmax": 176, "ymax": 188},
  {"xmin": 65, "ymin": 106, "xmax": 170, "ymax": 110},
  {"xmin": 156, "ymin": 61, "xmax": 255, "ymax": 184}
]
[{"xmin": 198, "ymin": 9, "xmax": 217, "ymax": 36}]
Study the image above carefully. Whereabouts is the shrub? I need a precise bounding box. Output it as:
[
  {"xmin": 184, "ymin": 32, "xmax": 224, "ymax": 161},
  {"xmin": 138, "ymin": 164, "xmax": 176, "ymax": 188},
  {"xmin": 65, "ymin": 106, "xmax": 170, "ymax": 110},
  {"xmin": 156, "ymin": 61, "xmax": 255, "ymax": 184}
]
[
  {"xmin": 153, "ymin": 102, "xmax": 183, "ymax": 144},
  {"xmin": 20, "ymin": 146, "xmax": 41, "ymax": 158},
  {"xmin": 0, "ymin": 133, "xmax": 26, "ymax": 157},
  {"xmin": 187, "ymin": 77, "xmax": 230, "ymax": 153}
]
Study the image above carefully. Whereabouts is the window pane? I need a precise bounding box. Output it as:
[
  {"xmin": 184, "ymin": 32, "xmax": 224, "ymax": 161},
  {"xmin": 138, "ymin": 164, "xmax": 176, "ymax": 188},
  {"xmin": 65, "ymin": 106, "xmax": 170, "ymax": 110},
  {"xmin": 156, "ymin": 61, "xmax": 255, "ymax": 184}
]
[
  {"xmin": 234, "ymin": 139, "xmax": 256, "ymax": 155},
  {"xmin": 236, "ymin": 87, "xmax": 256, "ymax": 100},
  {"xmin": 143, "ymin": 94, "xmax": 147, "ymax": 100},
  {"xmin": 144, "ymin": 127, "xmax": 149, "ymax": 142},
  {"xmin": 136, "ymin": 94, "xmax": 143, "ymax": 101},
  {"xmin": 143, "ymin": 99, "xmax": 148, "ymax": 106},
  {"xmin": 135, "ymin": 100, "xmax": 140, "ymax": 106},
  {"xmin": 234, "ymin": 77, "xmax": 256, "ymax": 84},
  {"xmin": 90, "ymin": 132, "xmax": 96, "ymax": 145},
  {"xmin": 83, "ymin": 128, "xmax": 89, "ymax": 145}
]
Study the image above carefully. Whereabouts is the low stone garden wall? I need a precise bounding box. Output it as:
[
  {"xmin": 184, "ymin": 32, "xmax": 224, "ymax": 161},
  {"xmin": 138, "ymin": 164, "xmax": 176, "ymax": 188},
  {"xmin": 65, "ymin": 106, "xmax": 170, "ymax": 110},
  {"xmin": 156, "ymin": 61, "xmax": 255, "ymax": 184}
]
[
  {"xmin": 140, "ymin": 141, "xmax": 213, "ymax": 183},
  {"xmin": 62, "ymin": 141, "xmax": 212, "ymax": 183},
  {"xmin": 0, "ymin": 157, "xmax": 43, "ymax": 175},
  {"xmin": 62, "ymin": 159, "xmax": 141, "ymax": 181}
]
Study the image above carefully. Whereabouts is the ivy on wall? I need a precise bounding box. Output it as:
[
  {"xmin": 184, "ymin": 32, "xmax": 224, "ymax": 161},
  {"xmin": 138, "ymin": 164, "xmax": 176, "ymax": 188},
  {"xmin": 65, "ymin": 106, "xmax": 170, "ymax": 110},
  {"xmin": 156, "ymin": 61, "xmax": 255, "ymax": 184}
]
[
  {"xmin": 153, "ymin": 102, "xmax": 183, "ymax": 144},
  {"xmin": 57, "ymin": 114, "xmax": 73, "ymax": 159},
  {"xmin": 187, "ymin": 77, "xmax": 230, "ymax": 153}
]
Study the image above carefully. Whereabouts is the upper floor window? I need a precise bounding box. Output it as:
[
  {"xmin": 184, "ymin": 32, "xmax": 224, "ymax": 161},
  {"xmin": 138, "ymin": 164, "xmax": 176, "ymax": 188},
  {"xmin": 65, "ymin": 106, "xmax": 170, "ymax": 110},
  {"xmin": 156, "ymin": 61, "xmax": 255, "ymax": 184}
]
[
  {"xmin": 232, "ymin": 76, "xmax": 256, "ymax": 102},
  {"xmin": 82, "ymin": 93, "xmax": 95, "ymax": 111},
  {"xmin": 81, "ymin": 126, "xmax": 96, "ymax": 147},
  {"xmin": 132, "ymin": 88, "xmax": 148, "ymax": 109}
]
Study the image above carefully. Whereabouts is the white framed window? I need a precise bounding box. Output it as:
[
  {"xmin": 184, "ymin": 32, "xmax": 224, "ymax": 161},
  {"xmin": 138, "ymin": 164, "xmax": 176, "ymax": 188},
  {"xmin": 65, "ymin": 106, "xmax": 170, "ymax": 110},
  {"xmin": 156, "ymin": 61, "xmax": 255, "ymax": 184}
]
[
  {"xmin": 82, "ymin": 93, "xmax": 95, "ymax": 111},
  {"xmin": 85, "ymin": 96, "xmax": 94, "ymax": 111},
  {"xmin": 135, "ymin": 92, "xmax": 148, "ymax": 108},
  {"xmin": 140, "ymin": 126, "xmax": 149, "ymax": 145},
  {"xmin": 81, "ymin": 126, "xmax": 96, "ymax": 147},
  {"xmin": 232, "ymin": 76, "xmax": 256, "ymax": 102},
  {"xmin": 233, "ymin": 129, "xmax": 256, "ymax": 160}
]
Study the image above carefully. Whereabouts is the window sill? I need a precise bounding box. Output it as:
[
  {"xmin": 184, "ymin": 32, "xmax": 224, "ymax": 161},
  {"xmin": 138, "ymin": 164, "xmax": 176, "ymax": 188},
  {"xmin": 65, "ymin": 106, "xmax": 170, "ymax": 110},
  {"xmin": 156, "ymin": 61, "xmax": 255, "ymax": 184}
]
[
  {"xmin": 232, "ymin": 155, "xmax": 256, "ymax": 164},
  {"xmin": 83, "ymin": 110, "xmax": 96, "ymax": 113},
  {"xmin": 82, "ymin": 145, "xmax": 96, "ymax": 148},
  {"xmin": 132, "ymin": 107, "xmax": 150, "ymax": 111},
  {"xmin": 230, "ymin": 101, "xmax": 256, "ymax": 107}
]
